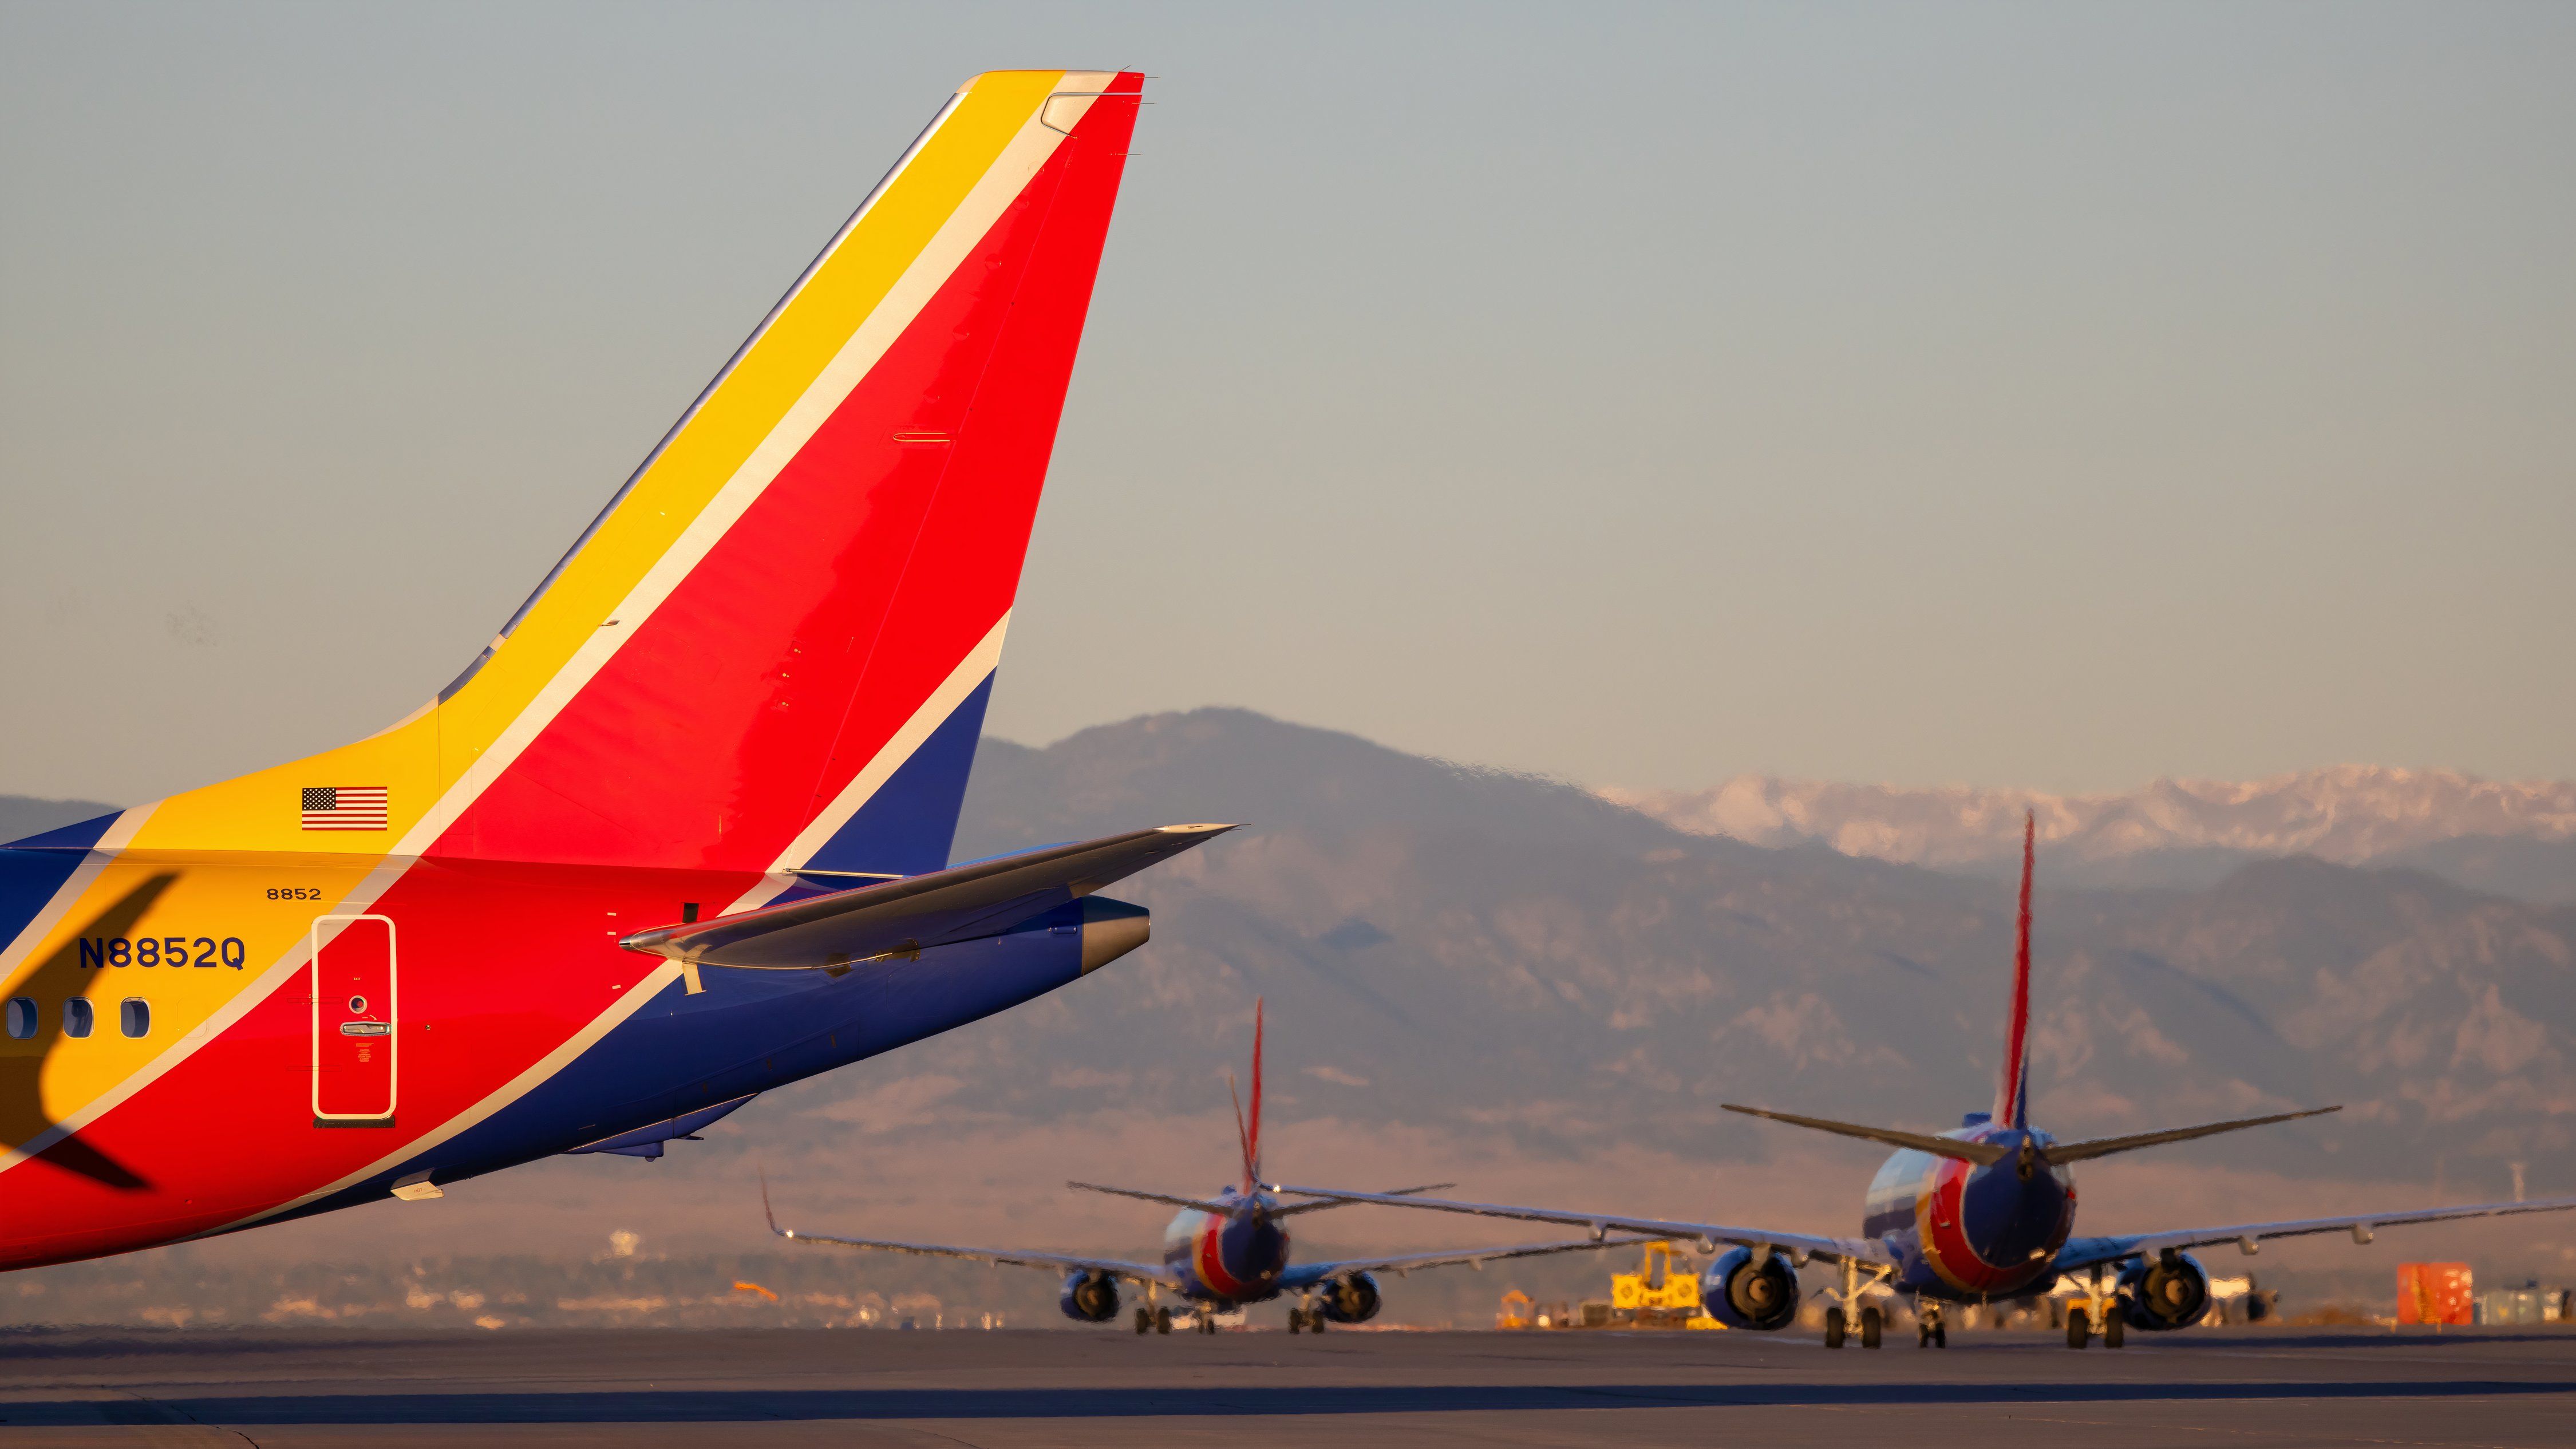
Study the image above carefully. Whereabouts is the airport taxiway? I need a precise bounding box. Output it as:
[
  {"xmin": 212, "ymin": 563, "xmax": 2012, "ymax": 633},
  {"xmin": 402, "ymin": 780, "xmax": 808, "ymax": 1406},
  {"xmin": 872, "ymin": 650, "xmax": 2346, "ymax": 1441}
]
[{"xmin": 4, "ymin": 1324, "xmax": 2573, "ymax": 1447}]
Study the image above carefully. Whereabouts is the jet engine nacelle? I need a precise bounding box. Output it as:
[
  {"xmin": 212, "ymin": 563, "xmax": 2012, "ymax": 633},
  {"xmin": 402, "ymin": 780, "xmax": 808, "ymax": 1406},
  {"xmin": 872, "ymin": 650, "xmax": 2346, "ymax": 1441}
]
[
  {"xmin": 2118, "ymin": 1252, "xmax": 2213, "ymax": 1331},
  {"xmin": 1316, "ymin": 1271, "xmax": 1382, "ymax": 1324},
  {"xmin": 1699, "ymin": 1247, "xmax": 1800, "ymax": 1332},
  {"xmin": 1059, "ymin": 1270, "xmax": 1121, "ymax": 1323}
]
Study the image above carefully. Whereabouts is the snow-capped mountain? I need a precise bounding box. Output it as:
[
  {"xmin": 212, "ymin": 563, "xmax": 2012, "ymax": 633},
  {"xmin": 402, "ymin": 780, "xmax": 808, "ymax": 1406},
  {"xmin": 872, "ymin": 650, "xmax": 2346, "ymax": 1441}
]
[{"xmin": 1602, "ymin": 767, "xmax": 2576, "ymax": 899}]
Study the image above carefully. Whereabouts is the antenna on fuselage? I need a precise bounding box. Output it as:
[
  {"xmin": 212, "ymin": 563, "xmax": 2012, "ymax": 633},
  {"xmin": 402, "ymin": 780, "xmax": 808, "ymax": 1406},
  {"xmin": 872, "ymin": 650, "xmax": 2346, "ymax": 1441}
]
[{"xmin": 1995, "ymin": 811, "xmax": 2036, "ymax": 1131}]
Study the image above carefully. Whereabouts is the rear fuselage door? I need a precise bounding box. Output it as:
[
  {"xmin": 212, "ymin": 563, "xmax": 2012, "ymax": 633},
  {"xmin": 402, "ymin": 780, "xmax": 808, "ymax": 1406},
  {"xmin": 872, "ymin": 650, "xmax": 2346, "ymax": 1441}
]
[{"xmin": 311, "ymin": 915, "xmax": 396, "ymax": 1122}]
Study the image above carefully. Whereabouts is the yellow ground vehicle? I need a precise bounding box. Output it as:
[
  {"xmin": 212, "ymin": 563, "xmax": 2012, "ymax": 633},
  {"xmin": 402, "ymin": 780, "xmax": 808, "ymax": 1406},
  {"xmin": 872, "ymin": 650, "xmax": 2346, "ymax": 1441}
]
[
  {"xmin": 1611, "ymin": 1241, "xmax": 1725, "ymax": 1330},
  {"xmin": 1499, "ymin": 1243, "xmax": 1723, "ymax": 1330}
]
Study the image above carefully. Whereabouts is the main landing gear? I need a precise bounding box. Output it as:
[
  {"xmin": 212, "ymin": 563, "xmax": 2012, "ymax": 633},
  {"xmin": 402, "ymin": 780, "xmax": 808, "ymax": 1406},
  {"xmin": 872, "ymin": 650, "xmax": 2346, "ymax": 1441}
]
[
  {"xmin": 1821, "ymin": 1305, "xmax": 1884, "ymax": 1349},
  {"xmin": 1133, "ymin": 1305, "xmax": 1174, "ymax": 1335},
  {"xmin": 2065, "ymin": 1265, "xmax": 2127, "ymax": 1349},
  {"xmin": 1287, "ymin": 1306, "xmax": 1326, "ymax": 1334},
  {"xmin": 1916, "ymin": 1302, "xmax": 1947, "ymax": 1348},
  {"xmin": 1821, "ymin": 1257, "xmax": 1893, "ymax": 1349}
]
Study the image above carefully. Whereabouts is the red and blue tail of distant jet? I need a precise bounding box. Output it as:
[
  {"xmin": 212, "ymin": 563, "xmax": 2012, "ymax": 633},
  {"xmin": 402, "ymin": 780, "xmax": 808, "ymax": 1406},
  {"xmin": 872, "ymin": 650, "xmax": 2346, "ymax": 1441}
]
[
  {"xmin": 765, "ymin": 1000, "xmax": 1649, "ymax": 1332},
  {"xmin": 1280, "ymin": 814, "xmax": 2576, "ymax": 1348},
  {"xmin": 0, "ymin": 70, "xmax": 1234, "ymax": 1272}
]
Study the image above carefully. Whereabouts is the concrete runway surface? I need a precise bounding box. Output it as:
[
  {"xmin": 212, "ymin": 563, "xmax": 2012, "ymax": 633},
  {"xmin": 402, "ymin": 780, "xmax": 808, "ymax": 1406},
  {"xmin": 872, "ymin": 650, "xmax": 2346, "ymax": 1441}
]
[{"xmin": 4, "ymin": 1325, "xmax": 2573, "ymax": 1447}]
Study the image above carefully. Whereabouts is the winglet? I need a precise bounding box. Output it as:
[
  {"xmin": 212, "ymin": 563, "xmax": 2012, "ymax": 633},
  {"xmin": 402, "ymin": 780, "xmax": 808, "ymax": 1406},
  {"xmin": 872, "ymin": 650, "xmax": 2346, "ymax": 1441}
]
[
  {"xmin": 760, "ymin": 1168, "xmax": 788, "ymax": 1239},
  {"xmin": 1996, "ymin": 810, "xmax": 2036, "ymax": 1130}
]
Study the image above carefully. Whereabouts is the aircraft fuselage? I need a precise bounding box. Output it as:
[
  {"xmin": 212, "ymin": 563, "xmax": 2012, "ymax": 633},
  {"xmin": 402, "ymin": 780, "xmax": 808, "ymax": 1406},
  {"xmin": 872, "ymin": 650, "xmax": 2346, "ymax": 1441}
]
[
  {"xmin": 1160, "ymin": 1190, "xmax": 1291, "ymax": 1306},
  {"xmin": 1861, "ymin": 1119, "xmax": 2077, "ymax": 1301},
  {"xmin": 0, "ymin": 844, "xmax": 1117, "ymax": 1271}
]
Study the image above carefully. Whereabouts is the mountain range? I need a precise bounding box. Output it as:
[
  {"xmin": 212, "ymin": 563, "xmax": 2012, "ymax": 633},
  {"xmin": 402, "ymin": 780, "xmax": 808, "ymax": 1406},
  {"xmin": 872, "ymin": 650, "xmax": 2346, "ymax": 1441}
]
[
  {"xmin": 1605, "ymin": 768, "xmax": 2576, "ymax": 902},
  {"xmin": 5, "ymin": 712, "xmax": 2571, "ymax": 1324}
]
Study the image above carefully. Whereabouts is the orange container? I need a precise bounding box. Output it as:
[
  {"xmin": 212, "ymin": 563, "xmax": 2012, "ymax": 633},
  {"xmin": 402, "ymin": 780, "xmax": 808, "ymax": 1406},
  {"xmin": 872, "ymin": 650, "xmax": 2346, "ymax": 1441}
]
[{"xmin": 2397, "ymin": 1263, "xmax": 2473, "ymax": 1325}]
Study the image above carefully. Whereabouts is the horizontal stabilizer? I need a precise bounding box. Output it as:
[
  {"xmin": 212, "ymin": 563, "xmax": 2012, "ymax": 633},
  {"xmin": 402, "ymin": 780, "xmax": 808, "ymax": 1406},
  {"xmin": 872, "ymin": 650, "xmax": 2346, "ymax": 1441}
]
[
  {"xmin": 1066, "ymin": 1181, "xmax": 1239, "ymax": 1216},
  {"xmin": 1066, "ymin": 1180, "xmax": 1455, "ymax": 1219},
  {"xmin": 1271, "ymin": 1183, "xmax": 1455, "ymax": 1219},
  {"xmin": 2042, "ymin": 1106, "xmax": 2340, "ymax": 1165},
  {"xmin": 1722, "ymin": 1104, "xmax": 2007, "ymax": 1166},
  {"xmin": 620, "ymin": 824, "xmax": 1234, "ymax": 970},
  {"xmin": 566, "ymin": 1094, "xmax": 756, "ymax": 1160}
]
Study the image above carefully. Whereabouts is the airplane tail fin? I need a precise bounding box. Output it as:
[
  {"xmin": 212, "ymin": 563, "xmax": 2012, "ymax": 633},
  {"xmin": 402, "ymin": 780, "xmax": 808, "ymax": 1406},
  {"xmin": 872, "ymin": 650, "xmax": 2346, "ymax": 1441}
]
[
  {"xmin": 124, "ymin": 71, "xmax": 1145, "ymax": 877},
  {"xmin": 1231, "ymin": 997, "xmax": 1265, "ymax": 1193},
  {"xmin": 1995, "ymin": 810, "xmax": 2036, "ymax": 1130}
]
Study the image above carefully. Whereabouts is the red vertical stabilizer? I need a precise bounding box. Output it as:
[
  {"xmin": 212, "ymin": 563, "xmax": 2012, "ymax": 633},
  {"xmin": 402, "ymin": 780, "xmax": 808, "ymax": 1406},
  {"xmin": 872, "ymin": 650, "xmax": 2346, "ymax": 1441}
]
[
  {"xmin": 1230, "ymin": 998, "xmax": 1266, "ymax": 1193},
  {"xmin": 1995, "ymin": 811, "xmax": 2036, "ymax": 1129}
]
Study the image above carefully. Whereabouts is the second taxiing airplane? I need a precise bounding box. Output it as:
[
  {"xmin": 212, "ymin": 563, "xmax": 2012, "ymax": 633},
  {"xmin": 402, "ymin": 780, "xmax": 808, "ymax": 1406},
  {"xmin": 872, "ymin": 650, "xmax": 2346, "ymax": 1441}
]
[
  {"xmin": 767, "ymin": 1001, "xmax": 1647, "ymax": 1332},
  {"xmin": 1286, "ymin": 815, "xmax": 2576, "ymax": 1348}
]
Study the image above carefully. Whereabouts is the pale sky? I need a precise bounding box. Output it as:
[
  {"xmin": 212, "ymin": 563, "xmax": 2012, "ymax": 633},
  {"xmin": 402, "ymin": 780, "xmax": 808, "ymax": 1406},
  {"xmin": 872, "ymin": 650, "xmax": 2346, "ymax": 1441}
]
[{"xmin": 3, "ymin": 1, "xmax": 2571, "ymax": 806}]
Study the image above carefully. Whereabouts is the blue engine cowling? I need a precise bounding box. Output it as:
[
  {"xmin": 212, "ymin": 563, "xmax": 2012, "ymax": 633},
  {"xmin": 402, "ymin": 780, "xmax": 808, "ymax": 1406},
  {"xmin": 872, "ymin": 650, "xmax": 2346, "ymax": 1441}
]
[
  {"xmin": 2118, "ymin": 1253, "xmax": 2212, "ymax": 1331},
  {"xmin": 1060, "ymin": 1270, "xmax": 1121, "ymax": 1323},
  {"xmin": 1699, "ymin": 1247, "xmax": 1800, "ymax": 1331},
  {"xmin": 1316, "ymin": 1271, "xmax": 1382, "ymax": 1324}
]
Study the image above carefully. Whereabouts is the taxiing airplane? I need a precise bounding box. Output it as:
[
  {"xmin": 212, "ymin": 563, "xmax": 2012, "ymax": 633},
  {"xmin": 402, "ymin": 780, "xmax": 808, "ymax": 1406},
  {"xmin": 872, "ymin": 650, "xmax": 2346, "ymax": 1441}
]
[
  {"xmin": 1283, "ymin": 815, "xmax": 2576, "ymax": 1349},
  {"xmin": 766, "ymin": 1001, "xmax": 1650, "ymax": 1333},
  {"xmin": 0, "ymin": 70, "xmax": 1210, "ymax": 1272}
]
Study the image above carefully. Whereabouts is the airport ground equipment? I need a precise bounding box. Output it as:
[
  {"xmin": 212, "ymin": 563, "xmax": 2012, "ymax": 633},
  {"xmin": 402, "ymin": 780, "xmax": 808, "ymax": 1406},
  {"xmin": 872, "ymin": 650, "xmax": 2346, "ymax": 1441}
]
[
  {"xmin": 1498, "ymin": 1243, "xmax": 1724, "ymax": 1331},
  {"xmin": 2400, "ymin": 1264, "xmax": 2475, "ymax": 1326},
  {"xmin": 1280, "ymin": 814, "xmax": 2576, "ymax": 1349}
]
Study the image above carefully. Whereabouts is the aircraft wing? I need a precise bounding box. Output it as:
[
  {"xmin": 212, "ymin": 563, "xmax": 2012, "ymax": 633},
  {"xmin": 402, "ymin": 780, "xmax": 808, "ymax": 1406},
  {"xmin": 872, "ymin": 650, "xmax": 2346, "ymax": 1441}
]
[
  {"xmin": 622, "ymin": 824, "xmax": 1234, "ymax": 970},
  {"xmin": 1278, "ymin": 1234, "xmax": 1662, "ymax": 1289},
  {"xmin": 1271, "ymin": 1185, "xmax": 1897, "ymax": 1268},
  {"xmin": 766, "ymin": 1190, "xmax": 1178, "ymax": 1289},
  {"xmin": 2053, "ymin": 1193, "xmax": 2576, "ymax": 1274}
]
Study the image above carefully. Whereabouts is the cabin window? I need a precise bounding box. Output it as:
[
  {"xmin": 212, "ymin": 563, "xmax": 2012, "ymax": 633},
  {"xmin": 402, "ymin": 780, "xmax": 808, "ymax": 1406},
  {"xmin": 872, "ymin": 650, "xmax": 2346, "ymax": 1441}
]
[
  {"xmin": 63, "ymin": 998, "xmax": 93, "ymax": 1038},
  {"xmin": 5, "ymin": 998, "xmax": 34, "ymax": 1040},
  {"xmin": 121, "ymin": 999, "xmax": 151, "ymax": 1039}
]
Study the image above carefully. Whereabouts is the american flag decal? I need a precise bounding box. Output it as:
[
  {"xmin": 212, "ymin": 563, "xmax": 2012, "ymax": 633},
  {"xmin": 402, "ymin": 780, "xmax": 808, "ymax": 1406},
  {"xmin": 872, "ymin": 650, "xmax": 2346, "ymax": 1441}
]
[{"xmin": 301, "ymin": 786, "xmax": 389, "ymax": 831}]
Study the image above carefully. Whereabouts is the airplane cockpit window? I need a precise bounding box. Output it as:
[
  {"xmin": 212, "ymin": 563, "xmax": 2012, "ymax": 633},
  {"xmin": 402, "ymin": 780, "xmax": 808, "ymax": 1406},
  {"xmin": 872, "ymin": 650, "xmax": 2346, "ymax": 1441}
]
[
  {"xmin": 64, "ymin": 998, "xmax": 94, "ymax": 1038},
  {"xmin": 121, "ymin": 999, "xmax": 151, "ymax": 1039},
  {"xmin": 5, "ymin": 997, "xmax": 33, "ymax": 1039}
]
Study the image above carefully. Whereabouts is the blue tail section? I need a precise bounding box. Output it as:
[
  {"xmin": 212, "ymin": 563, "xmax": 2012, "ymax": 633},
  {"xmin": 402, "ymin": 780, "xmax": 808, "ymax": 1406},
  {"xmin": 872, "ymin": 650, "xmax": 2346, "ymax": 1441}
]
[
  {"xmin": 802, "ymin": 673, "xmax": 994, "ymax": 878},
  {"xmin": 0, "ymin": 812, "xmax": 120, "ymax": 954}
]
